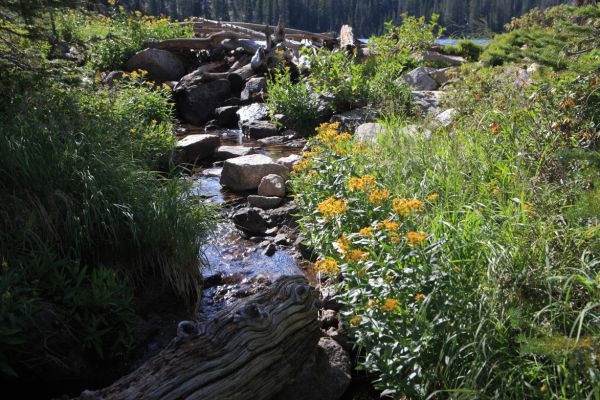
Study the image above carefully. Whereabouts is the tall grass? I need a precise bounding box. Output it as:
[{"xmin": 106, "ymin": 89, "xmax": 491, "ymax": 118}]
[{"xmin": 291, "ymin": 50, "xmax": 598, "ymax": 399}]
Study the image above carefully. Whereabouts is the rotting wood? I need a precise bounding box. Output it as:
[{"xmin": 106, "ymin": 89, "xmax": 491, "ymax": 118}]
[{"xmin": 75, "ymin": 276, "xmax": 319, "ymax": 400}]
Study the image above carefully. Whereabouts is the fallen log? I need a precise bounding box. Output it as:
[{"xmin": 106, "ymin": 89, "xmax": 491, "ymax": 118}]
[
  {"xmin": 340, "ymin": 25, "xmax": 356, "ymax": 51},
  {"xmin": 145, "ymin": 31, "xmax": 252, "ymax": 51},
  {"xmin": 75, "ymin": 275, "xmax": 319, "ymax": 400}
]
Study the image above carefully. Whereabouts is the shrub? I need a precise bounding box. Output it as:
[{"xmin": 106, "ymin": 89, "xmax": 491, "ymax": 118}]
[{"xmin": 443, "ymin": 40, "xmax": 484, "ymax": 60}]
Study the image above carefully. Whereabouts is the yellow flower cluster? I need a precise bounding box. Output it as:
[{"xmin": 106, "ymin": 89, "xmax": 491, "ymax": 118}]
[
  {"xmin": 315, "ymin": 259, "xmax": 340, "ymax": 276},
  {"xmin": 345, "ymin": 249, "xmax": 369, "ymax": 262},
  {"xmin": 348, "ymin": 175, "xmax": 377, "ymax": 191},
  {"xmin": 359, "ymin": 227, "xmax": 373, "ymax": 237},
  {"xmin": 337, "ymin": 235, "xmax": 351, "ymax": 254},
  {"xmin": 393, "ymin": 198, "xmax": 423, "ymax": 216},
  {"xmin": 349, "ymin": 316, "xmax": 362, "ymax": 325},
  {"xmin": 317, "ymin": 197, "xmax": 348, "ymax": 220},
  {"xmin": 315, "ymin": 122, "xmax": 352, "ymax": 148},
  {"xmin": 415, "ymin": 293, "xmax": 426, "ymax": 302},
  {"xmin": 406, "ymin": 231, "xmax": 427, "ymax": 246},
  {"xmin": 292, "ymin": 158, "xmax": 311, "ymax": 173},
  {"xmin": 369, "ymin": 188, "xmax": 390, "ymax": 205},
  {"xmin": 377, "ymin": 220, "xmax": 399, "ymax": 231},
  {"xmin": 380, "ymin": 298, "xmax": 399, "ymax": 312},
  {"xmin": 427, "ymin": 193, "xmax": 439, "ymax": 202}
]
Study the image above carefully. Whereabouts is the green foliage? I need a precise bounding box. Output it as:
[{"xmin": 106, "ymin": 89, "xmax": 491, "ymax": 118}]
[
  {"xmin": 291, "ymin": 45, "xmax": 599, "ymax": 400},
  {"xmin": 442, "ymin": 40, "xmax": 484, "ymax": 61},
  {"xmin": 481, "ymin": 4, "xmax": 600, "ymax": 71},
  {"xmin": 266, "ymin": 66, "xmax": 322, "ymax": 135},
  {"xmin": 56, "ymin": 7, "xmax": 194, "ymax": 71}
]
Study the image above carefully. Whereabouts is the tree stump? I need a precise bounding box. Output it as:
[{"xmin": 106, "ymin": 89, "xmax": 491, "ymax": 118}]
[{"xmin": 75, "ymin": 276, "xmax": 319, "ymax": 400}]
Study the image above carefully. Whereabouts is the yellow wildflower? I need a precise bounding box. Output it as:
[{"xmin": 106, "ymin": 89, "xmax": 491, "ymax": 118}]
[
  {"xmin": 380, "ymin": 298, "xmax": 399, "ymax": 312},
  {"xmin": 315, "ymin": 259, "xmax": 340, "ymax": 276},
  {"xmin": 1, "ymin": 258, "xmax": 8, "ymax": 271},
  {"xmin": 337, "ymin": 235, "xmax": 350, "ymax": 254},
  {"xmin": 292, "ymin": 159, "xmax": 311, "ymax": 173},
  {"xmin": 393, "ymin": 198, "xmax": 423, "ymax": 216},
  {"xmin": 162, "ymin": 82, "xmax": 172, "ymax": 90},
  {"xmin": 427, "ymin": 193, "xmax": 439, "ymax": 202},
  {"xmin": 492, "ymin": 187, "xmax": 501, "ymax": 196},
  {"xmin": 406, "ymin": 231, "xmax": 427, "ymax": 246},
  {"xmin": 366, "ymin": 298, "xmax": 377, "ymax": 308},
  {"xmin": 359, "ymin": 227, "xmax": 373, "ymax": 237},
  {"xmin": 346, "ymin": 249, "xmax": 369, "ymax": 262},
  {"xmin": 349, "ymin": 316, "xmax": 362, "ymax": 326},
  {"xmin": 378, "ymin": 219, "xmax": 399, "ymax": 231},
  {"xmin": 317, "ymin": 197, "xmax": 348, "ymax": 220},
  {"xmin": 108, "ymin": 0, "xmax": 116, "ymax": 5},
  {"xmin": 385, "ymin": 274, "xmax": 394, "ymax": 282},
  {"xmin": 348, "ymin": 175, "xmax": 376, "ymax": 191},
  {"xmin": 137, "ymin": 103, "xmax": 145, "ymax": 109},
  {"xmin": 369, "ymin": 188, "xmax": 390, "ymax": 205},
  {"xmin": 453, "ymin": 265, "xmax": 462, "ymax": 272},
  {"xmin": 415, "ymin": 293, "xmax": 426, "ymax": 302},
  {"xmin": 540, "ymin": 384, "xmax": 548, "ymax": 393},
  {"xmin": 130, "ymin": 70, "xmax": 139, "ymax": 79},
  {"xmin": 118, "ymin": 5, "xmax": 125, "ymax": 12},
  {"xmin": 2, "ymin": 291, "xmax": 12, "ymax": 301},
  {"xmin": 151, "ymin": 119, "xmax": 157, "ymax": 125},
  {"xmin": 390, "ymin": 232, "xmax": 402, "ymax": 243}
]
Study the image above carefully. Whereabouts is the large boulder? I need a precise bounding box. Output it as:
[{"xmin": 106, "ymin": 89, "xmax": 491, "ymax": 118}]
[
  {"xmin": 125, "ymin": 48, "xmax": 185, "ymax": 83},
  {"xmin": 237, "ymin": 103, "xmax": 270, "ymax": 125},
  {"xmin": 242, "ymin": 120, "xmax": 279, "ymax": 139},
  {"xmin": 434, "ymin": 108, "xmax": 458, "ymax": 127},
  {"xmin": 214, "ymin": 146, "xmax": 257, "ymax": 161},
  {"xmin": 174, "ymin": 74, "xmax": 231, "ymax": 125},
  {"xmin": 240, "ymin": 77, "xmax": 267, "ymax": 102},
  {"xmin": 355, "ymin": 122, "xmax": 385, "ymax": 143},
  {"xmin": 174, "ymin": 134, "xmax": 220, "ymax": 164},
  {"xmin": 258, "ymin": 174, "xmax": 286, "ymax": 198},
  {"xmin": 429, "ymin": 67, "xmax": 460, "ymax": 85},
  {"xmin": 275, "ymin": 337, "xmax": 351, "ymax": 400},
  {"xmin": 403, "ymin": 67, "xmax": 439, "ymax": 91},
  {"xmin": 276, "ymin": 154, "xmax": 302, "ymax": 172},
  {"xmin": 220, "ymin": 154, "xmax": 289, "ymax": 192}
]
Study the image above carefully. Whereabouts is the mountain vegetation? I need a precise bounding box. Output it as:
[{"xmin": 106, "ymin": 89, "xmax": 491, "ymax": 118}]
[{"xmin": 122, "ymin": 0, "xmax": 570, "ymax": 35}]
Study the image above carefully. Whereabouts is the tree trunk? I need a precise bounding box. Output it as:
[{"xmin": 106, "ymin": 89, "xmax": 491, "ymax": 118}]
[{"xmin": 75, "ymin": 276, "xmax": 319, "ymax": 400}]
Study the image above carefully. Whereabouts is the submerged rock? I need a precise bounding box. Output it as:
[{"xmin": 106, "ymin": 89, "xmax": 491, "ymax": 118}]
[{"xmin": 220, "ymin": 154, "xmax": 289, "ymax": 192}]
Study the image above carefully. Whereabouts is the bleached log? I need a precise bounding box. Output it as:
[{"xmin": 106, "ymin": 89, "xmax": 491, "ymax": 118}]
[
  {"xmin": 75, "ymin": 276, "xmax": 319, "ymax": 400},
  {"xmin": 340, "ymin": 25, "xmax": 356, "ymax": 50}
]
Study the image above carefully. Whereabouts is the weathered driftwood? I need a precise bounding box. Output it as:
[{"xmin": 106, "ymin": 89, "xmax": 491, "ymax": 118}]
[
  {"xmin": 145, "ymin": 31, "xmax": 252, "ymax": 51},
  {"xmin": 221, "ymin": 38, "xmax": 263, "ymax": 54},
  {"xmin": 340, "ymin": 25, "xmax": 356, "ymax": 51},
  {"xmin": 76, "ymin": 276, "xmax": 319, "ymax": 400}
]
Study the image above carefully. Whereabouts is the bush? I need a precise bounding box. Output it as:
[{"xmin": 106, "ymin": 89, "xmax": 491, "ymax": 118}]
[
  {"xmin": 291, "ymin": 60, "xmax": 599, "ymax": 398},
  {"xmin": 0, "ymin": 70, "xmax": 213, "ymax": 377},
  {"xmin": 443, "ymin": 40, "xmax": 484, "ymax": 60}
]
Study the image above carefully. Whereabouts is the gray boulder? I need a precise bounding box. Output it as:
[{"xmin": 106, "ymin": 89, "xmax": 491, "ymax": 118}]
[
  {"xmin": 214, "ymin": 106, "xmax": 240, "ymax": 127},
  {"xmin": 237, "ymin": 103, "xmax": 270, "ymax": 125},
  {"xmin": 174, "ymin": 134, "xmax": 220, "ymax": 164},
  {"xmin": 242, "ymin": 120, "xmax": 279, "ymax": 139},
  {"xmin": 330, "ymin": 107, "xmax": 377, "ymax": 133},
  {"xmin": 214, "ymin": 146, "xmax": 257, "ymax": 161},
  {"xmin": 220, "ymin": 154, "xmax": 289, "ymax": 192},
  {"xmin": 276, "ymin": 154, "xmax": 302, "ymax": 172},
  {"xmin": 240, "ymin": 77, "xmax": 267, "ymax": 102},
  {"xmin": 411, "ymin": 91, "xmax": 444, "ymax": 115},
  {"xmin": 275, "ymin": 337, "xmax": 351, "ymax": 400},
  {"xmin": 417, "ymin": 50, "xmax": 466, "ymax": 66},
  {"xmin": 403, "ymin": 67, "xmax": 439, "ymax": 91},
  {"xmin": 125, "ymin": 48, "xmax": 185, "ymax": 83},
  {"xmin": 247, "ymin": 195, "xmax": 282, "ymax": 210},
  {"xmin": 398, "ymin": 124, "xmax": 433, "ymax": 140},
  {"xmin": 434, "ymin": 108, "xmax": 458, "ymax": 127},
  {"xmin": 258, "ymin": 174, "xmax": 286, "ymax": 197},
  {"xmin": 174, "ymin": 75, "xmax": 231, "ymax": 125},
  {"xmin": 355, "ymin": 122, "xmax": 385, "ymax": 143},
  {"xmin": 429, "ymin": 67, "xmax": 459, "ymax": 85}
]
